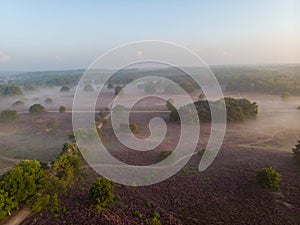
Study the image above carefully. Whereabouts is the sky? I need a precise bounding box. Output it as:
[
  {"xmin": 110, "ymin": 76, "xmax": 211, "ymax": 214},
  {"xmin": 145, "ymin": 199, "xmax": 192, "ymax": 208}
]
[{"xmin": 0, "ymin": 0, "xmax": 299, "ymax": 71}]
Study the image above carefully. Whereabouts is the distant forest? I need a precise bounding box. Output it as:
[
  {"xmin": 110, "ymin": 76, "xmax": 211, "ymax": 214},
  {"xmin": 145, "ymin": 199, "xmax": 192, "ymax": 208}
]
[{"xmin": 1, "ymin": 64, "xmax": 300, "ymax": 95}]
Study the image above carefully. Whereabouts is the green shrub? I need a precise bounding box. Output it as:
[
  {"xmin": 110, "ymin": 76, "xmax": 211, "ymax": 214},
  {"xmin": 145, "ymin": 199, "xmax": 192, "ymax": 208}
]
[
  {"xmin": 29, "ymin": 104, "xmax": 46, "ymax": 114},
  {"xmin": 89, "ymin": 178, "xmax": 114, "ymax": 210},
  {"xmin": 12, "ymin": 100, "xmax": 25, "ymax": 107},
  {"xmin": 133, "ymin": 210, "xmax": 143, "ymax": 219},
  {"xmin": 60, "ymin": 86, "xmax": 70, "ymax": 92},
  {"xmin": 160, "ymin": 151, "xmax": 173, "ymax": 159},
  {"xmin": 83, "ymin": 84, "xmax": 94, "ymax": 92},
  {"xmin": 256, "ymin": 167, "xmax": 281, "ymax": 191},
  {"xmin": 297, "ymin": 106, "xmax": 300, "ymax": 110},
  {"xmin": 0, "ymin": 110, "xmax": 19, "ymax": 122},
  {"xmin": 59, "ymin": 106, "xmax": 66, "ymax": 113}
]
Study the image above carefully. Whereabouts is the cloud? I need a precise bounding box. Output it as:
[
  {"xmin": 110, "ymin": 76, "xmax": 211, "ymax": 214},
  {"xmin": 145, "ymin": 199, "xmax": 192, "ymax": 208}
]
[{"xmin": 0, "ymin": 51, "xmax": 10, "ymax": 62}]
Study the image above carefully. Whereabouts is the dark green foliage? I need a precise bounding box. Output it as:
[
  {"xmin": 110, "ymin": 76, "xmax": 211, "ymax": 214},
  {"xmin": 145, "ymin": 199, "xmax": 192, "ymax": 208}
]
[
  {"xmin": 0, "ymin": 110, "xmax": 19, "ymax": 122},
  {"xmin": 133, "ymin": 210, "xmax": 143, "ymax": 219},
  {"xmin": 160, "ymin": 151, "xmax": 173, "ymax": 159},
  {"xmin": 144, "ymin": 82, "xmax": 156, "ymax": 94},
  {"xmin": 0, "ymin": 84, "xmax": 22, "ymax": 96},
  {"xmin": 89, "ymin": 178, "xmax": 114, "ymax": 210},
  {"xmin": 83, "ymin": 84, "xmax": 94, "ymax": 92},
  {"xmin": 45, "ymin": 98, "xmax": 53, "ymax": 104},
  {"xmin": 292, "ymin": 141, "xmax": 300, "ymax": 164},
  {"xmin": 170, "ymin": 97, "xmax": 258, "ymax": 123},
  {"xmin": 28, "ymin": 193, "xmax": 50, "ymax": 213},
  {"xmin": 256, "ymin": 167, "xmax": 281, "ymax": 191},
  {"xmin": 50, "ymin": 193, "xmax": 60, "ymax": 213},
  {"xmin": 29, "ymin": 104, "xmax": 46, "ymax": 114},
  {"xmin": 179, "ymin": 81, "xmax": 194, "ymax": 93},
  {"xmin": 114, "ymin": 85, "xmax": 123, "ymax": 95},
  {"xmin": 107, "ymin": 82, "xmax": 114, "ymax": 89},
  {"xmin": 0, "ymin": 160, "xmax": 45, "ymax": 218},
  {"xmin": 166, "ymin": 98, "xmax": 175, "ymax": 111},
  {"xmin": 59, "ymin": 106, "xmax": 66, "ymax": 113},
  {"xmin": 60, "ymin": 86, "xmax": 70, "ymax": 92},
  {"xmin": 52, "ymin": 153, "xmax": 81, "ymax": 183},
  {"xmin": 12, "ymin": 100, "xmax": 25, "ymax": 107}
]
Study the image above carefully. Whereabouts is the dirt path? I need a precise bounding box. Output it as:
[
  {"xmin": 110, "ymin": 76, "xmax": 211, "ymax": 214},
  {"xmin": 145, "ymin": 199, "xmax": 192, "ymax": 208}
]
[{"xmin": 3, "ymin": 208, "xmax": 31, "ymax": 225}]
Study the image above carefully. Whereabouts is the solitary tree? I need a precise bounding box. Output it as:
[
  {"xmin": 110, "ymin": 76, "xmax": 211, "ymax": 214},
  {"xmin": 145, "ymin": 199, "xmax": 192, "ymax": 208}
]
[
  {"xmin": 114, "ymin": 86, "xmax": 123, "ymax": 95},
  {"xmin": 292, "ymin": 141, "xmax": 300, "ymax": 164},
  {"xmin": 59, "ymin": 106, "xmax": 66, "ymax": 113},
  {"xmin": 89, "ymin": 178, "xmax": 114, "ymax": 210},
  {"xmin": 0, "ymin": 110, "xmax": 19, "ymax": 122},
  {"xmin": 29, "ymin": 104, "xmax": 46, "ymax": 114}
]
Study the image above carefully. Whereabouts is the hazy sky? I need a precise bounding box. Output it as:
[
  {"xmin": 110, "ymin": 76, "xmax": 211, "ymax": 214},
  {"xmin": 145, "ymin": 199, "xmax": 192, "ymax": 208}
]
[{"xmin": 0, "ymin": 0, "xmax": 299, "ymax": 70}]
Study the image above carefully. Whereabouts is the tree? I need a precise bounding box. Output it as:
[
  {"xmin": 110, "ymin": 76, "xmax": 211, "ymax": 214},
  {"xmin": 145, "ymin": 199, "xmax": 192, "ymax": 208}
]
[
  {"xmin": 256, "ymin": 167, "xmax": 281, "ymax": 191},
  {"xmin": 292, "ymin": 141, "xmax": 300, "ymax": 164},
  {"xmin": 83, "ymin": 84, "xmax": 94, "ymax": 92},
  {"xmin": 89, "ymin": 178, "xmax": 114, "ymax": 210},
  {"xmin": 198, "ymin": 93, "xmax": 205, "ymax": 101},
  {"xmin": 0, "ymin": 110, "xmax": 19, "ymax": 122},
  {"xmin": 0, "ymin": 84, "xmax": 22, "ymax": 96},
  {"xmin": 179, "ymin": 81, "xmax": 194, "ymax": 93},
  {"xmin": 114, "ymin": 85, "xmax": 123, "ymax": 95},
  {"xmin": 59, "ymin": 106, "xmax": 66, "ymax": 113},
  {"xmin": 107, "ymin": 82, "xmax": 114, "ymax": 89},
  {"xmin": 29, "ymin": 104, "xmax": 46, "ymax": 114},
  {"xmin": 166, "ymin": 98, "xmax": 175, "ymax": 111},
  {"xmin": 60, "ymin": 86, "xmax": 70, "ymax": 92},
  {"xmin": 12, "ymin": 100, "xmax": 25, "ymax": 107}
]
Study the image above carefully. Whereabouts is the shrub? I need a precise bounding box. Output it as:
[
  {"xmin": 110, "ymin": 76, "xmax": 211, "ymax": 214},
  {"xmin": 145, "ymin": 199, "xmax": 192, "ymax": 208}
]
[
  {"xmin": 107, "ymin": 82, "xmax": 114, "ymax": 89},
  {"xmin": 133, "ymin": 210, "xmax": 143, "ymax": 219},
  {"xmin": 45, "ymin": 98, "xmax": 53, "ymax": 104},
  {"xmin": 12, "ymin": 100, "xmax": 25, "ymax": 107},
  {"xmin": 292, "ymin": 141, "xmax": 300, "ymax": 164},
  {"xmin": 281, "ymin": 92, "xmax": 290, "ymax": 101},
  {"xmin": 256, "ymin": 167, "xmax": 281, "ymax": 191},
  {"xmin": 89, "ymin": 178, "xmax": 114, "ymax": 210},
  {"xmin": 297, "ymin": 106, "xmax": 300, "ymax": 110},
  {"xmin": 118, "ymin": 123, "xmax": 137, "ymax": 133},
  {"xmin": 114, "ymin": 86, "xmax": 123, "ymax": 95},
  {"xmin": 60, "ymin": 86, "xmax": 70, "ymax": 92},
  {"xmin": 83, "ymin": 84, "xmax": 94, "ymax": 92},
  {"xmin": 29, "ymin": 104, "xmax": 46, "ymax": 114},
  {"xmin": 59, "ymin": 106, "xmax": 66, "ymax": 113},
  {"xmin": 0, "ymin": 110, "xmax": 19, "ymax": 122},
  {"xmin": 160, "ymin": 151, "xmax": 173, "ymax": 159}
]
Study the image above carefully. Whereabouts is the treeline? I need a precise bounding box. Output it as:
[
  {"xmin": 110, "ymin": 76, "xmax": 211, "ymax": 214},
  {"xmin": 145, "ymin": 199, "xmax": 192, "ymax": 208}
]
[
  {"xmin": 0, "ymin": 84, "xmax": 23, "ymax": 96},
  {"xmin": 169, "ymin": 97, "xmax": 258, "ymax": 122}
]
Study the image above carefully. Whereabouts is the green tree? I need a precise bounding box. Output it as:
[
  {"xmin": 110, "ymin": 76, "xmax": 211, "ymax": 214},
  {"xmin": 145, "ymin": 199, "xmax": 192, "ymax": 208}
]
[
  {"xmin": 114, "ymin": 85, "xmax": 123, "ymax": 95},
  {"xmin": 12, "ymin": 100, "xmax": 25, "ymax": 107},
  {"xmin": 0, "ymin": 84, "xmax": 22, "ymax": 96},
  {"xmin": 45, "ymin": 98, "xmax": 53, "ymax": 104},
  {"xmin": 29, "ymin": 104, "xmax": 46, "ymax": 114},
  {"xmin": 0, "ymin": 110, "xmax": 19, "ymax": 122},
  {"xmin": 60, "ymin": 86, "xmax": 70, "ymax": 92},
  {"xmin": 89, "ymin": 178, "xmax": 114, "ymax": 210},
  {"xmin": 83, "ymin": 84, "xmax": 94, "ymax": 92},
  {"xmin": 59, "ymin": 106, "xmax": 66, "ymax": 113}
]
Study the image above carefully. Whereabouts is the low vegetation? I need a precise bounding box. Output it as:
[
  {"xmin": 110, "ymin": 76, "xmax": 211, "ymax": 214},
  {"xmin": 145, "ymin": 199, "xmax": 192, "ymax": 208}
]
[
  {"xmin": 170, "ymin": 97, "xmax": 258, "ymax": 122},
  {"xmin": 256, "ymin": 167, "xmax": 281, "ymax": 192},
  {"xmin": 60, "ymin": 86, "xmax": 70, "ymax": 92},
  {"xmin": 0, "ymin": 84, "xmax": 23, "ymax": 96},
  {"xmin": 29, "ymin": 104, "xmax": 46, "ymax": 114},
  {"xmin": 0, "ymin": 110, "xmax": 19, "ymax": 122},
  {"xmin": 12, "ymin": 100, "xmax": 25, "ymax": 107},
  {"xmin": 89, "ymin": 178, "xmax": 114, "ymax": 211},
  {"xmin": 83, "ymin": 84, "xmax": 94, "ymax": 92},
  {"xmin": 59, "ymin": 106, "xmax": 66, "ymax": 113},
  {"xmin": 45, "ymin": 97, "xmax": 53, "ymax": 104}
]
